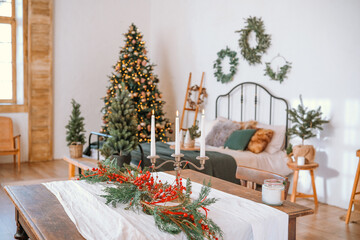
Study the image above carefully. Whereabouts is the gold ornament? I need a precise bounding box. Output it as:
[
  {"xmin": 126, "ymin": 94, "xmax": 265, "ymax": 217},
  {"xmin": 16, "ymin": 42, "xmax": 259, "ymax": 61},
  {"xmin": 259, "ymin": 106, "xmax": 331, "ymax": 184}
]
[
  {"xmin": 132, "ymin": 40, "xmax": 136, "ymax": 44},
  {"xmin": 141, "ymin": 78, "xmax": 146, "ymax": 83},
  {"xmin": 135, "ymin": 78, "xmax": 140, "ymax": 82},
  {"xmin": 142, "ymin": 60, "xmax": 147, "ymax": 66},
  {"xmin": 146, "ymin": 92, "xmax": 151, "ymax": 96}
]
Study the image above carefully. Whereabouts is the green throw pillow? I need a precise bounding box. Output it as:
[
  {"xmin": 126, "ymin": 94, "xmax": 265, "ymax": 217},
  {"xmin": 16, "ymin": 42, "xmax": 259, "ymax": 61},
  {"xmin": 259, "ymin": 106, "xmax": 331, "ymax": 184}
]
[{"xmin": 224, "ymin": 129, "xmax": 256, "ymax": 150}]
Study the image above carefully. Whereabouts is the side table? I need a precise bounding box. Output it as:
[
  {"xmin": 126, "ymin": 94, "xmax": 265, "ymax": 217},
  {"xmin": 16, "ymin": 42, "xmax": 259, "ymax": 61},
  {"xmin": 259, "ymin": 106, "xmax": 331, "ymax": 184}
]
[{"xmin": 287, "ymin": 161, "xmax": 319, "ymax": 207}]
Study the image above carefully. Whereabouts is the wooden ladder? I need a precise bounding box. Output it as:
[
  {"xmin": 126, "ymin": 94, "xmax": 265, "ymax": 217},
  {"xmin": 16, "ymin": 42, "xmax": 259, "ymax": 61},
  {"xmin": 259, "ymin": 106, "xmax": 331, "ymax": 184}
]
[
  {"xmin": 180, "ymin": 72, "xmax": 205, "ymax": 131},
  {"xmin": 346, "ymin": 149, "xmax": 360, "ymax": 224}
]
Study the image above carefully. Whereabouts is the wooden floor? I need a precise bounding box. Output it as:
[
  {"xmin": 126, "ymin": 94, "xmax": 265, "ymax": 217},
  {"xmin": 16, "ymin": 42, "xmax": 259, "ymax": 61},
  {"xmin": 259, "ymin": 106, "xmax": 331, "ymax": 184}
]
[{"xmin": 0, "ymin": 160, "xmax": 359, "ymax": 240}]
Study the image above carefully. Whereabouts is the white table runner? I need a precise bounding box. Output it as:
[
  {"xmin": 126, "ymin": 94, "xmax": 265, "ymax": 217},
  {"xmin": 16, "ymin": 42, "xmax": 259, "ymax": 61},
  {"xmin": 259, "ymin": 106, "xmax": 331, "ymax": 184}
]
[{"xmin": 43, "ymin": 172, "xmax": 288, "ymax": 240}]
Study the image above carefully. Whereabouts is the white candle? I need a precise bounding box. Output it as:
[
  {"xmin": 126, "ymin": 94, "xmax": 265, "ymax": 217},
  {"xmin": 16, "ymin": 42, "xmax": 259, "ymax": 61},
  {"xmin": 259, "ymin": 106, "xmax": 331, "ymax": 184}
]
[
  {"xmin": 175, "ymin": 110, "xmax": 180, "ymax": 154},
  {"xmin": 150, "ymin": 110, "xmax": 156, "ymax": 156},
  {"xmin": 262, "ymin": 180, "xmax": 284, "ymax": 206},
  {"xmin": 200, "ymin": 109, "xmax": 206, "ymax": 157}
]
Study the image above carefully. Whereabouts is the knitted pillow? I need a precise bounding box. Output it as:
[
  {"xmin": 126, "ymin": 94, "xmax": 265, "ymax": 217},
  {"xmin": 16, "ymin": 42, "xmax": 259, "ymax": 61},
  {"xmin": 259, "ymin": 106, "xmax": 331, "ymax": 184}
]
[
  {"xmin": 247, "ymin": 129, "xmax": 274, "ymax": 154},
  {"xmin": 205, "ymin": 120, "xmax": 240, "ymax": 147}
]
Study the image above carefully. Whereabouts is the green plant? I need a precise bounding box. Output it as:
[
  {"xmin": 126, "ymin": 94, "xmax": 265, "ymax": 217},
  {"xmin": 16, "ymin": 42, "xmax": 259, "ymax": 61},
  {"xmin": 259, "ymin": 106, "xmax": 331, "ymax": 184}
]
[
  {"xmin": 213, "ymin": 46, "xmax": 239, "ymax": 83},
  {"xmin": 65, "ymin": 99, "xmax": 86, "ymax": 146},
  {"xmin": 102, "ymin": 84, "xmax": 138, "ymax": 156},
  {"xmin": 188, "ymin": 122, "xmax": 201, "ymax": 140},
  {"xmin": 287, "ymin": 95, "xmax": 329, "ymax": 145}
]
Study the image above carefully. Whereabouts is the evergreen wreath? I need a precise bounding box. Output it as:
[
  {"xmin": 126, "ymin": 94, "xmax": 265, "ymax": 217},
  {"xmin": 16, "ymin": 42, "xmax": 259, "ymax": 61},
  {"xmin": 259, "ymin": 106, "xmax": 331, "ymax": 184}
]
[
  {"xmin": 213, "ymin": 46, "xmax": 239, "ymax": 84},
  {"xmin": 81, "ymin": 159, "xmax": 224, "ymax": 239},
  {"xmin": 236, "ymin": 16, "xmax": 271, "ymax": 65},
  {"xmin": 264, "ymin": 55, "xmax": 292, "ymax": 84}
]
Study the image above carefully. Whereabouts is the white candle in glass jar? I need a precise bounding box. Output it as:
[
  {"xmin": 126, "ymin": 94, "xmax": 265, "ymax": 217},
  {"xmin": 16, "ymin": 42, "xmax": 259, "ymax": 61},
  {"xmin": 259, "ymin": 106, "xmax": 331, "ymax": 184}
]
[{"xmin": 262, "ymin": 179, "xmax": 284, "ymax": 206}]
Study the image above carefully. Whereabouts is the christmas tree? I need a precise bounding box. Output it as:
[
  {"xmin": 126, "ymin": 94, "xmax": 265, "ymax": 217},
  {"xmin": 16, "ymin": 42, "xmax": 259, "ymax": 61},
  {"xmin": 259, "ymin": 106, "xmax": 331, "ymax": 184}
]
[
  {"xmin": 103, "ymin": 84, "xmax": 138, "ymax": 156},
  {"xmin": 65, "ymin": 99, "xmax": 86, "ymax": 146},
  {"xmin": 287, "ymin": 95, "xmax": 329, "ymax": 145},
  {"xmin": 101, "ymin": 23, "xmax": 172, "ymax": 143}
]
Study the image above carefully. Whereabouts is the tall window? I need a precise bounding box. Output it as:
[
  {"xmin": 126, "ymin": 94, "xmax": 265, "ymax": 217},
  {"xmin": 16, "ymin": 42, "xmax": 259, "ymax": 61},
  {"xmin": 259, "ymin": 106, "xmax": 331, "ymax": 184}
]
[{"xmin": 0, "ymin": 0, "xmax": 16, "ymax": 103}]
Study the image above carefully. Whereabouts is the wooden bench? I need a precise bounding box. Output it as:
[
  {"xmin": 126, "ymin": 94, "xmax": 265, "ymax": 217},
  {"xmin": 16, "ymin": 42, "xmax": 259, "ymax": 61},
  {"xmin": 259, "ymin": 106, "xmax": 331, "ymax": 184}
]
[{"xmin": 63, "ymin": 156, "xmax": 98, "ymax": 179}]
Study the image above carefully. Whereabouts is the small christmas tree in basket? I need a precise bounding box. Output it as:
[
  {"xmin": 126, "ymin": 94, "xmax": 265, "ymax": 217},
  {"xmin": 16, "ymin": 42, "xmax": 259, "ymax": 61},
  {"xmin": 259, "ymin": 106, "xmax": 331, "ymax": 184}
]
[
  {"xmin": 102, "ymin": 83, "xmax": 138, "ymax": 167},
  {"xmin": 65, "ymin": 99, "xmax": 86, "ymax": 158},
  {"xmin": 287, "ymin": 95, "xmax": 329, "ymax": 163}
]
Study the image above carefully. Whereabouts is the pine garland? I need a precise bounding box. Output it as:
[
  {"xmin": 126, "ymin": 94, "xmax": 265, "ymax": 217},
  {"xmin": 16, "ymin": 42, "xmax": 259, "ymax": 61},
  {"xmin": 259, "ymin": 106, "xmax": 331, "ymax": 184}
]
[
  {"xmin": 236, "ymin": 17, "xmax": 271, "ymax": 65},
  {"xmin": 213, "ymin": 46, "xmax": 239, "ymax": 83},
  {"xmin": 65, "ymin": 99, "xmax": 86, "ymax": 146},
  {"xmin": 80, "ymin": 159, "xmax": 223, "ymax": 240},
  {"xmin": 287, "ymin": 95, "xmax": 329, "ymax": 145}
]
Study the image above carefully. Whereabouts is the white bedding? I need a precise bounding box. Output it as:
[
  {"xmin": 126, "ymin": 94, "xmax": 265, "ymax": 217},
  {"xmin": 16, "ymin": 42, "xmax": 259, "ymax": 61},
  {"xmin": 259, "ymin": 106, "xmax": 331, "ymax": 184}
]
[
  {"xmin": 168, "ymin": 142, "xmax": 292, "ymax": 176},
  {"xmin": 207, "ymin": 146, "xmax": 292, "ymax": 176}
]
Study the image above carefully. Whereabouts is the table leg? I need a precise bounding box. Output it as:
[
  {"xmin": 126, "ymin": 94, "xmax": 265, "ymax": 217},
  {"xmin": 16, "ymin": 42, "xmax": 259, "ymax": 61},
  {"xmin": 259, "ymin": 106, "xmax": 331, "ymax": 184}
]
[
  {"xmin": 288, "ymin": 217, "xmax": 296, "ymax": 240},
  {"xmin": 68, "ymin": 163, "xmax": 75, "ymax": 180},
  {"xmin": 291, "ymin": 170, "xmax": 299, "ymax": 202},
  {"xmin": 310, "ymin": 170, "xmax": 318, "ymax": 206},
  {"xmin": 14, "ymin": 209, "xmax": 29, "ymax": 240}
]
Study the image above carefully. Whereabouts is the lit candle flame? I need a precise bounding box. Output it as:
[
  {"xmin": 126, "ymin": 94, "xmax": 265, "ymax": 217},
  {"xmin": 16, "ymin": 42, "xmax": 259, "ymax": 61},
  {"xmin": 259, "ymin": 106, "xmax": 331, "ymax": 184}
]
[
  {"xmin": 176, "ymin": 110, "xmax": 179, "ymax": 117},
  {"xmin": 152, "ymin": 109, "xmax": 155, "ymax": 115},
  {"xmin": 202, "ymin": 109, "xmax": 205, "ymax": 114}
]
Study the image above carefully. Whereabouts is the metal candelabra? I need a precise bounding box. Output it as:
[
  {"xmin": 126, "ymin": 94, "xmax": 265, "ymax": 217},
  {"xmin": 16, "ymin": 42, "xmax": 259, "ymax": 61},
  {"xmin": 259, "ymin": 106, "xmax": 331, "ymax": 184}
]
[{"xmin": 147, "ymin": 153, "xmax": 209, "ymax": 180}]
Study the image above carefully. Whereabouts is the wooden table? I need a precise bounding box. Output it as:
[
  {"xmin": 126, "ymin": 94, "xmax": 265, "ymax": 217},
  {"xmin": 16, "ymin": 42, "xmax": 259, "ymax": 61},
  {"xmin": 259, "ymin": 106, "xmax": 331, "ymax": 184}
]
[{"xmin": 5, "ymin": 169, "xmax": 313, "ymax": 240}]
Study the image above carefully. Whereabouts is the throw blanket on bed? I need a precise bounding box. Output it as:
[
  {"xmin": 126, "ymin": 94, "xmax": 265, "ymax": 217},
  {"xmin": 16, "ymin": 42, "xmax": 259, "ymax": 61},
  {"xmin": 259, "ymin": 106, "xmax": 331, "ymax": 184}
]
[
  {"xmin": 43, "ymin": 172, "xmax": 288, "ymax": 240},
  {"xmin": 131, "ymin": 142, "xmax": 240, "ymax": 184}
]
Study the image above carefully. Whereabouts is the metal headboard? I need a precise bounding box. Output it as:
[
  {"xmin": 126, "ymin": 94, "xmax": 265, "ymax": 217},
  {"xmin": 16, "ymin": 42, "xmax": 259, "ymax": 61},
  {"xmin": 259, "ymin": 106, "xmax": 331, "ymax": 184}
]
[{"xmin": 215, "ymin": 82, "xmax": 289, "ymax": 148}]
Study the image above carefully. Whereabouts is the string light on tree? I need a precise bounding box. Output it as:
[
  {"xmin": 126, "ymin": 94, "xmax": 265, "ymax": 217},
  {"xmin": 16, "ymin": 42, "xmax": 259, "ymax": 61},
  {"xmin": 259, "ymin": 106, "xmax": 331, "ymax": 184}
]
[{"xmin": 101, "ymin": 23, "xmax": 172, "ymax": 142}]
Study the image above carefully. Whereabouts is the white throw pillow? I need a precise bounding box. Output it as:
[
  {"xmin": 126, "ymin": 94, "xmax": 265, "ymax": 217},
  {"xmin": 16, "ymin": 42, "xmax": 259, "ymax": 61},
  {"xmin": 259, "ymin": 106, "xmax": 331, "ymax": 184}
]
[
  {"xmin": 195, "ymin": 117, "xmax": 228, "ymax": 143},
  {"xmin": 256, "ymin": 123, "xmax": 286, "ymax": 154}
]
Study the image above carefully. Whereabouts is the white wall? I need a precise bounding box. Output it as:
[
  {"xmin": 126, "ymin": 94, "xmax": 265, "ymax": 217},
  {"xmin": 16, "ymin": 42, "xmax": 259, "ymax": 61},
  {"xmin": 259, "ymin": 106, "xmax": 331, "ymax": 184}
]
[
  {"xmin": 147, "ymin": 0, "xmax": 360, "ymax": 209},
  {"xmin": 52, "ymin": 0, "xmax": 359, "ymax": 209},
  {"xmin": 53, "ymin": 0, "xmax": 151, "ymax": 158}
]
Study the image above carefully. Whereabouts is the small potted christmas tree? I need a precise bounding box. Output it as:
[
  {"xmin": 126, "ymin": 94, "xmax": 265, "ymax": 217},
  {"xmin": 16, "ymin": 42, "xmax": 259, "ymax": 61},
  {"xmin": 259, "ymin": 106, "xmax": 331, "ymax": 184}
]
[
  {"xmin": 65, "ymin": 99, "xmax": 86, "ymax": 158},
  {"xmin": 102, "ymin": 84, "xmax": 138, "ymax": 167},
  {"xmin": 184, "ymin": 122, "xmax": 201, "ymax": 148},
  {"xmin": 287, "ymin": 95, "xmax": 329, "ymax": 163}
]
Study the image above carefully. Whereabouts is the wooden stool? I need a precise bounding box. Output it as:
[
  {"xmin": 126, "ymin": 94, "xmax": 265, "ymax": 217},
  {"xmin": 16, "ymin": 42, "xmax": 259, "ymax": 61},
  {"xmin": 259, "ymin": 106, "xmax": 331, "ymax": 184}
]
[
  {"xmin": 345, "ymin": 150, "xmax": 360, "ymax": 224},
  {"xmin": 287, "ymin": 161, "xmax": 319, "ymax": 206}
]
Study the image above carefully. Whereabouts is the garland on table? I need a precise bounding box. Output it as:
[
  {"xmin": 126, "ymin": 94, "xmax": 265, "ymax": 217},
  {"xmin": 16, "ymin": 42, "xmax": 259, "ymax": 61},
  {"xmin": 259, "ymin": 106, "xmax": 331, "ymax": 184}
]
[
  {"xmin": 264, "ymin": 61, "xmax": 292, "ymax": 84},
  {"xmin": 236, "ymin": 17, "xmax": 271, "ymax": 65},
  {"xmin": 213, "ymin": 46, "xmax": 239, "ymax": 84},
  {"xmin": 80, "ymin": 159, "xmax": 223, "ymax": 240}
]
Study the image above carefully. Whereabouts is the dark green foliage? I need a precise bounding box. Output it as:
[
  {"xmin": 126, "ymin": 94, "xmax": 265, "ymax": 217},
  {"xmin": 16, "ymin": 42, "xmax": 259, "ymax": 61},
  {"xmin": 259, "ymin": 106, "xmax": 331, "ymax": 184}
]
[
  {"xmin": 236, "ymin": 16, "xmax": 271, "ymax": 65},
  {"xmin": 65, "ymin": 99, "xmax": 86, "ymax": 146},
  {"xmin": 103, "ymin": 83, "xmax": 138, "ymax": 156},
  {"xmin": 213, "ymin": 46, "xmax": 239, "ymax": 83},
  {"xmin": 188, "ymin": 121, "xmax": 201, "ymax": 140},
  {"xmin": 286, "ymin": 143, "xmax": 293, "ymax": 155},
  {"xmin": 264, "ymin": 61, "xmax": 292, "ymax": 83},
  {"xmin": 287, "ymin": 95, "xmax": 329, "ymax": 145}
]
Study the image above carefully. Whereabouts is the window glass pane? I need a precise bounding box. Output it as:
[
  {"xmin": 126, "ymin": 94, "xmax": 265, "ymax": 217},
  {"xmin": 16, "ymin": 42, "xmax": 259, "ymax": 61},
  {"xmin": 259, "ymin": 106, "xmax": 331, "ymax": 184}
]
[
  {"xmin": 0, "ymin": 43, "xmax": 12, "ymax": 62},
  {"xmin": 0, "ymin": 63, "xmax": 13, "ymax": 99},
  {"xmin": 0, "ymin": 23, "xmax": 11, "ymax": 42},
  {"xmin": 0, "ymin": 0, "xmax": 12, "ymax": 17}
]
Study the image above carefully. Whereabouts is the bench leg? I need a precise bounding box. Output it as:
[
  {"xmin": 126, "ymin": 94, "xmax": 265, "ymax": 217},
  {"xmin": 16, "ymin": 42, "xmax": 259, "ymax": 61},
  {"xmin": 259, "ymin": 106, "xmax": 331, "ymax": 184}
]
[{"xmin": 68, "ymin": 163, "xmax": 75, "ymax": 180}]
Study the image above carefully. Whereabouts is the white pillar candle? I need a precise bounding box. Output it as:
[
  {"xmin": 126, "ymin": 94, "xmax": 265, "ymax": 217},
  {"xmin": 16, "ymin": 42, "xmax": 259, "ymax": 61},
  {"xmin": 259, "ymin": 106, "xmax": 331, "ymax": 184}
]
[
  {"xmin": 175, "ymin": 110, "xmax": 180, "ymax": 154},
  {"xmin": 200, "ymin": 109, "xmax": 206, "ymax": 157},
  {"xmin": 150, "ymin": 110, "xmax": 156, "ymax": 156}
]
